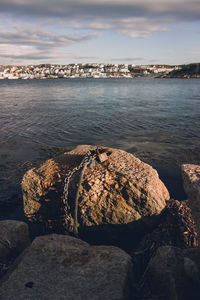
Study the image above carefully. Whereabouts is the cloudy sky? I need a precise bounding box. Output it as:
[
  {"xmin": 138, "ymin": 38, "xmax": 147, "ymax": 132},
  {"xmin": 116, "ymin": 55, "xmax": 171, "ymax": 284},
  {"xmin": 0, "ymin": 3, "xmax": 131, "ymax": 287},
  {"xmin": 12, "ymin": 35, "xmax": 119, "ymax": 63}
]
[{"xmin": 0, "ymin": 0, "xmax": 200, "ymax": 65}]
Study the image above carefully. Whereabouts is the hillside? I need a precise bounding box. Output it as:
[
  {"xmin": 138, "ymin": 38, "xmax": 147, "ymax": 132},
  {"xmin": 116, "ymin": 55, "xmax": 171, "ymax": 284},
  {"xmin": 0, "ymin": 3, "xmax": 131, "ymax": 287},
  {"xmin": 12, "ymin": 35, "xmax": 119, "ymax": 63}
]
[{"xmin": 166, "ymin": 63, "xmax": 200, "ymax": 78}]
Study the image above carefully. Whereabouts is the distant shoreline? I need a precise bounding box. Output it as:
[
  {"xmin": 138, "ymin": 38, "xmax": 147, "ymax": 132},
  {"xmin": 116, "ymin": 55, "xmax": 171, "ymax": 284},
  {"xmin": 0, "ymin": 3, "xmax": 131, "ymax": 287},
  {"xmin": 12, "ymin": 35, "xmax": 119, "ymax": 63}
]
[
  {"xmin": 0, "ymin": 63, "xmax": 180, "ymax": 80},
  {"xmin": 1, "ymin": 62, "xmax": 200, "ymax": 79},
  {"xmin": 1, "ymin": 76, "xmax": 200, "ymax": 80}
]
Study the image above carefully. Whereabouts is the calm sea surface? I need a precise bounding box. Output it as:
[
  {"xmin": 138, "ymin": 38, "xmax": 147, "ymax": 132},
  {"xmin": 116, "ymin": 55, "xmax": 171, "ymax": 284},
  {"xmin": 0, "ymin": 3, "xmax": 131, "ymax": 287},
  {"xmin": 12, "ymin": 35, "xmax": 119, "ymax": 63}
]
[{"xmin": 0, "ymin": 78, "xmax": 200, "ymax": 213}]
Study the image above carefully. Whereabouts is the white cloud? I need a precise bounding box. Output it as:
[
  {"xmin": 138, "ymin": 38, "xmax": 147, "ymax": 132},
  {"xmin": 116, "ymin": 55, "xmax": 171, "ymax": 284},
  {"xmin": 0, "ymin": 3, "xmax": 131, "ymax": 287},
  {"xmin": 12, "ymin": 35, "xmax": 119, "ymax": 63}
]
[
  {"xmin": 87, "ymin": 17, "xmax": 169, "ymax": 38},
  {"xmin": 0, "ymin": 27, "xmax": 100, "ymax": 64},
  {"xmin": 0, "ymin": 43, "xmax": 96, "ymax": 65},
  {"xmin": 0, "ymin": 0, "xmax": 200, "ymax": 64},
  {"xmin": 0, "ymin": 27, "xmax": 97, "ymax": 46}
]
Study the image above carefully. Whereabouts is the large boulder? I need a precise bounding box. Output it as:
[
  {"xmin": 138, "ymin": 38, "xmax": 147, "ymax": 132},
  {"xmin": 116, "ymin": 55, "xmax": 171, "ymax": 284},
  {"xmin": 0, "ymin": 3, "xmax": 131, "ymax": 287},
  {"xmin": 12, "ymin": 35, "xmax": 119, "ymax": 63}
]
[
  {"xmin": 0, "ymin": 220, "xmax": 30, "ymax": 278},
  {"xmin": 140, "ymin": 246, "xmax": 200, "ymax": 300},
  {"xmin": 182, "ymin": 164, "xmax": 200, "ymax": 243},
  {"xmin": 22, "ymin": 145, "xmax": 169, "ymax": 248},
  {"xmin": 0, "ymin": 234, "xmax": 134, "ymax": 300}
]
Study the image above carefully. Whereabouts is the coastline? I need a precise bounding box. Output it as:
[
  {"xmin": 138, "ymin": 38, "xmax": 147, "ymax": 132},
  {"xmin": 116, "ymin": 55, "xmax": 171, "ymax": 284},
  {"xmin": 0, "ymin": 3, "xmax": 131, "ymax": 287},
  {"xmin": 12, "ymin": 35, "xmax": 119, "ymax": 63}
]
[
  {"xmin": 1, "ymin": 77, "xmax": 200, "ymax": 222},
  {"xmin": 1, "ymin": 138, "xmax": 199, "ymax": 222},
  {"xmin": 1, "ymin": 145, "xmax": 200, "ymax": 299},
  {"xmin": 1, "ymin": 62, "xmax": 200, "ymax": 80}
]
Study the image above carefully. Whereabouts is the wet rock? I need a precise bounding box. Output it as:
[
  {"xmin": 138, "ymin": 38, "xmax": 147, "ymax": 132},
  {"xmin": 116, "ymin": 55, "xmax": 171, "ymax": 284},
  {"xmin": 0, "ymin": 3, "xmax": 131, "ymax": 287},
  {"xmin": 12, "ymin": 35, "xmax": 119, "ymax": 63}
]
[
  {"xmin": 22, "ymin": 145, "xmax": 169, "ymax": 248},
  {"xmin": 0, "ymin": 234, "xmax": 134, "ymax": 300},
  {"xmin": 132, "ymin": 199, "xmax": 198, "ymax": 281},
  {"xmin": 140, "ymin": 246, "xmax": 200, "ymax": 300},
  {"xmin": 0, "ymin": 220, "xmax": 30, "ymax": 278},
  {"xmin": 182, "ymin": 164, "xmax": 200, "ymax": 242}
]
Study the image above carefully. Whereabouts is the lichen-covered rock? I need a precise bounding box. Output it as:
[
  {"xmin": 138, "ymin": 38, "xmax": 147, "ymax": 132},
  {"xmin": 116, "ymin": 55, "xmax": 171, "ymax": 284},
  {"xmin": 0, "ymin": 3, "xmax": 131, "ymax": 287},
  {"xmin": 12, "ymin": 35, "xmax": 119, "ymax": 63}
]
[
  {"xmin": 140, "ymin": 246, "xmax": 200, "ymax": 300},
  {"xmin": 0, "ymin": 234, "xmax": 134, "ymax": 300},
  {"xmin": 182, "ymin": 164, "xmax": 200, "ymax": 243},
  {"xmin": 22, "ymin": 145, "xmax": 169, "ymax": 247},
  {"xmin": 0, "ymin": 220, "xmax": 30, "ymax": 277}
]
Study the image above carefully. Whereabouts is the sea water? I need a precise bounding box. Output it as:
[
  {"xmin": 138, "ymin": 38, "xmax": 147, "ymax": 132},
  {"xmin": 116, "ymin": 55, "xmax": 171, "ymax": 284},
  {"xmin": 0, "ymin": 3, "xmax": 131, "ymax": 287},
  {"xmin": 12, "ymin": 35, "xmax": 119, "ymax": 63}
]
[{"xmin": 0, "ymin": 77, "xmax": 200, "ymax": 212}]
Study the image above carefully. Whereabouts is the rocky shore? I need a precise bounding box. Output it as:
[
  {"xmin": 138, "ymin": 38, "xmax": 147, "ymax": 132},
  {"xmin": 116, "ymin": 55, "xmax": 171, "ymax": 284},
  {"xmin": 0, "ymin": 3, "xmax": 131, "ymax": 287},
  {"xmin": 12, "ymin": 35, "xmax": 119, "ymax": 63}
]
[{"xmin": 0, "ymin": 145, "xmax": 200, "ymax": 299}]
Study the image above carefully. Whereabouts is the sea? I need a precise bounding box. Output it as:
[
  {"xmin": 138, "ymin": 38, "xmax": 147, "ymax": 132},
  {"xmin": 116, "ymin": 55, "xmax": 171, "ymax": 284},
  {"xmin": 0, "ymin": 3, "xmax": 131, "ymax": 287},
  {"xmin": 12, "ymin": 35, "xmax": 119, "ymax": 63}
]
[{"xmin": 0, "ymin": 77, "xmax": 200, "ymax": 218}]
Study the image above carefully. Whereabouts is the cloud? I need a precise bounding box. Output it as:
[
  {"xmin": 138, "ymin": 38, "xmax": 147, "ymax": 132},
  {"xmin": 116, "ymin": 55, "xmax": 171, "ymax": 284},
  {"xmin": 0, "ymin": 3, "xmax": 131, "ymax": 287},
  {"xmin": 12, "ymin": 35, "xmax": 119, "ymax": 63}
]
[
  {"xmin": 88, "ymin": 17, "xmax": 168, "ymax": 38},
  {"xmin": 109, "ymin": 57, "xmax": 144, "ymax": 62},
  {"xmin": 0, "ymin": 1, "xmax": 200, "ymax": 64},
  {"xmin": 0, "ymin": 0, "xmax": 200, "ymax": 21},
  {"xmin": 1, "ymin": 0, "xmax": 199, "ymax": 39},
  {"xmin": 0, "ymin": 0, "xmax": 200, "ymax": 19},
  {"xmin": 0, "ymin": 27, "xmax": 97, "ymax": 48},
  {"xmin": 0, "ymin": 43, "xmax": 97, "ymax": 65},
  {"xmin": 0, "ymin": 27, "xmax": 100, "ymax": 64}
]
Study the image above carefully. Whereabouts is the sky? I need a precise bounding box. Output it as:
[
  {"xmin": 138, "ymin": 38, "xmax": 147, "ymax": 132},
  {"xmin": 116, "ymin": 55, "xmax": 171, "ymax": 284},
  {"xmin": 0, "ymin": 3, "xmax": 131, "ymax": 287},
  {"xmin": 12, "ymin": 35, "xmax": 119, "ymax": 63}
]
[{"xmin": 0, "ymin": 0, "xmax": 200, "ymax": 65}]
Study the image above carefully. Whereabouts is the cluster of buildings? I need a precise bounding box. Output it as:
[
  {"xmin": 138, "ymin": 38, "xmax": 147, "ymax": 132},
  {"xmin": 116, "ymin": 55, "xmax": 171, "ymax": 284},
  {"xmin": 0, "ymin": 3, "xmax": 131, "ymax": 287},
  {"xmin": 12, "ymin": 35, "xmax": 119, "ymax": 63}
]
[
  {"xmin": 139, "ymin": 65, "xmax": 181, "ymax": 74},
  {"xmin": 0, "ymin": 63, "xmax": 181, "ymax": 79}
]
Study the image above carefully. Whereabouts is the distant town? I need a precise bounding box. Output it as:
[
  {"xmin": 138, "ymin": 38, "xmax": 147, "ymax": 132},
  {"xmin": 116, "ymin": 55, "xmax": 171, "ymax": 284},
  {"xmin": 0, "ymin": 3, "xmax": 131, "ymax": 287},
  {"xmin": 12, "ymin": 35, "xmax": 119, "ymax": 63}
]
[{"xmin": 0, "ymin": 63, "xmax": 183, "ymax": 80}]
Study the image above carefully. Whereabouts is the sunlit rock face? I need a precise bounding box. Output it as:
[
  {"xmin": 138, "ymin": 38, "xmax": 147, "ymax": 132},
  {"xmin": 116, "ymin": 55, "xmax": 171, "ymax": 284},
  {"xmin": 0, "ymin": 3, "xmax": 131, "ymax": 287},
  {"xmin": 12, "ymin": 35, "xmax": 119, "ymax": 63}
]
[{"xmin": 22, "ymin": 145, "xmax": 169, "ymax": 248}]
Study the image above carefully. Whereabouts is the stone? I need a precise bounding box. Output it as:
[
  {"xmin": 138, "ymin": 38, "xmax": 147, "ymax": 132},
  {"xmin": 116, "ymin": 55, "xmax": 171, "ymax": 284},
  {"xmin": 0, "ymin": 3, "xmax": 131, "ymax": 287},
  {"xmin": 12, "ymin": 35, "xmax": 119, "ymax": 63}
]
[
  {"xmin": 22, "ymin": 145, "xmax": 169, "ymax": 249},
  {"xmin": 140, "ymin": 246, "xmax": 200, "ymax": 300},
  {"xmin": 0, "ymin": 220, "xmax": 30, "ymax": 278},
  {"xmin": 0, "ymin": 234, "xmax": 134, "ymax": 300},
  {"xmin": 182, "ymin": 164, "xmax": 200, "ymax": 243},
  {"xmin": 132, "ymin": 199, "xmax": 198, "ymax": 282}
]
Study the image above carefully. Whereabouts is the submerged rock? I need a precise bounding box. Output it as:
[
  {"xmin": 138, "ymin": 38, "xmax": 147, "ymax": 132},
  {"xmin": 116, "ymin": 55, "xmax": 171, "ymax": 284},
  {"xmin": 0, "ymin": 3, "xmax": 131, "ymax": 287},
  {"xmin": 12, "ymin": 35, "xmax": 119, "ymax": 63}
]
[
  {"xmin": 22, "ymin": 145, "xmax": 169, "ymax": 248},
  {"xmin": 0, "ymin": 220, "xmax": 30, "ymax": 278},
  {"xmin": 0, "ymin": 234, "xmax": 134, "ymax": 300},
  {"xmin": 182, "ymin": 164, "xmax": 200, "ymax": 243}
]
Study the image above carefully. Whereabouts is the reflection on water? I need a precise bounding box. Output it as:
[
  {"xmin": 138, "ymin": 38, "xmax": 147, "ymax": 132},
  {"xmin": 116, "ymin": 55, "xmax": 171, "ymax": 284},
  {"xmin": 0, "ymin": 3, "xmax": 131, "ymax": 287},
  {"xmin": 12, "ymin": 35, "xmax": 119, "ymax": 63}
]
[{"xmin": 0, "ymin": 78, "xmax": 200, "ymax": 216}]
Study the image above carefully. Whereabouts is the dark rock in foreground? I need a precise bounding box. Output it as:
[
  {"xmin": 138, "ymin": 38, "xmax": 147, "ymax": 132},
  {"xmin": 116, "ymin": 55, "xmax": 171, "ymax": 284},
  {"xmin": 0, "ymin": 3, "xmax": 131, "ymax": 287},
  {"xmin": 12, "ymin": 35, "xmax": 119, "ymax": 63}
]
[
  {"xmin": 132, "ymin": 199, "xmax": 198, "ymax": 281},
  {"xmin": 0, "ymin": 220, "xmax": 30, "ymax": 278},
  {"xmin": 0, "ymin": 234, "xmax": 134, "ymax": 300},
  {"xmin": 22, "ymin": 145, "xmax": 169, "ymax": 248},
  {"xmin": 140, "ymin": 246, "xmax": 200, "ymax": 300},
  {"xmin": 182, "ymin": 164, "xmax": 200, "ymax": 243}
]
